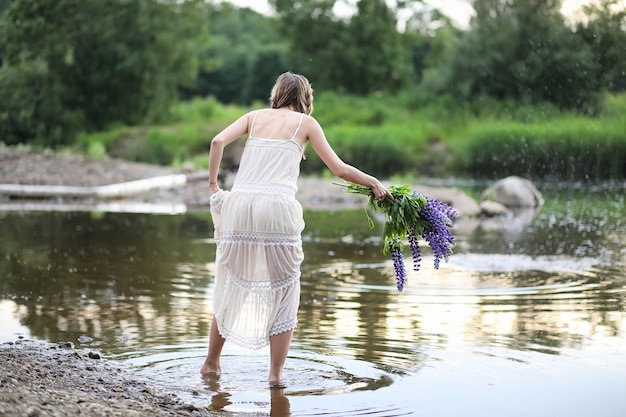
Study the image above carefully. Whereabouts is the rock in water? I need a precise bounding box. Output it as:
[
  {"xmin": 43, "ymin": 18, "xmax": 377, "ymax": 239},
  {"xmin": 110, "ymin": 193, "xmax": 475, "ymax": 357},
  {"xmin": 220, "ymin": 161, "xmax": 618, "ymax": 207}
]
[{"xmin": 481, "ymin": 176, "xmax": 543, "ymax": 208}]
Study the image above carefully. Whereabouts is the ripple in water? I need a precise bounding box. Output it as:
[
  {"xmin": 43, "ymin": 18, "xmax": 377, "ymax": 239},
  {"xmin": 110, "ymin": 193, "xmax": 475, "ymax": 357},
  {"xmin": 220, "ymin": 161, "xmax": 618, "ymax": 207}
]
[
  {"xmin": 448, "ymin": 253, "xmax": 600, "ymax": 273},
  {"xmin": 116, "ymin": 346, "xmax": 407, "ymax": 416}
]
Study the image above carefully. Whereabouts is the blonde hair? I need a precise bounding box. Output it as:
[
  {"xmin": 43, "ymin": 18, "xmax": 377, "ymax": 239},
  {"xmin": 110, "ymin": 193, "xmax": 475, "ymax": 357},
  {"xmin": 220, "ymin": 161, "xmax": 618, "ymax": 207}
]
[{"xmin": 269, "ymin": 72, "xmax": 314, "ymax": 115}]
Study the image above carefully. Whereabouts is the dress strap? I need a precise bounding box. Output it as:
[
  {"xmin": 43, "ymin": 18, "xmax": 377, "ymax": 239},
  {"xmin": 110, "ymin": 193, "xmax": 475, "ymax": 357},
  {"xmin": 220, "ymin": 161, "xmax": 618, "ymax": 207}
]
[
  {"xmin": 290, "ymin": 113, "xmax": 305, "ymax": 140},
  {"xmin": 249, "ymin": 111, "xmax": 259, "ymax": 137}
]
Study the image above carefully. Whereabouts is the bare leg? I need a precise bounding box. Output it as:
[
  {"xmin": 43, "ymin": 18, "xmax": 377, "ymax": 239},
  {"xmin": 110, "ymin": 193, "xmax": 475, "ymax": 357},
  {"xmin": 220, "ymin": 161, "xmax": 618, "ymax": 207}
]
[
  {"xmin": 269, "ymin": 329, "xmax": 293, "ymax": 385},
  {"xmin": 201, "ymin": 317, "xmax": 225, "ymax": 374}
]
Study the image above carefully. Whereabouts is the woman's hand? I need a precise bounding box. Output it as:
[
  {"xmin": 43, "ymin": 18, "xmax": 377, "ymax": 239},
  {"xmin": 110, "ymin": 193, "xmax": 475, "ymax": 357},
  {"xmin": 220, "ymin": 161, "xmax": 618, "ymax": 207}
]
[
  {"xmin": 371, "ymin": 180, "xmax": 394, "ymax": 202},
  {"xmin": 209, "ymin": 181, "xmax": 220, "ymax": 194}
]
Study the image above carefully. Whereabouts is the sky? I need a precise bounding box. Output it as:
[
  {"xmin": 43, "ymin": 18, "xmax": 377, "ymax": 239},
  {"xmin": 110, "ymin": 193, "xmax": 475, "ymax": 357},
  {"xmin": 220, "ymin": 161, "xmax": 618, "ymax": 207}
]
[{"xmin": 217, "ymin": 0, "xmax": 600, "ymax": 28}]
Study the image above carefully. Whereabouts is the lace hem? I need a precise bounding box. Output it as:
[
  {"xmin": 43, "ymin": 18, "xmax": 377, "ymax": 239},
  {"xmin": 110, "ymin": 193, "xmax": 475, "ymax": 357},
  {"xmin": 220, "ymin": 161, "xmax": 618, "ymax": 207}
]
[
  {"xmin": 216, "ymin": 319, "xmax": 298, "ymax": 350},
  {"xmin": 219, "ymin": 231, "xmax": 301, "ymax": 246},
  {"xmin": 270, "ymin": 319, "xmax": 298, "ymax": 336},
  {"xmin": 229, "ymin": 270, "xmax": 299, "ymax": 293},
  {"xmin": 232, "ymin": 182, "xmax": 296, "ymax": 196},
  {"xmin": 217, "ymin": 326, "xmax": 270, "ymax": 350}
]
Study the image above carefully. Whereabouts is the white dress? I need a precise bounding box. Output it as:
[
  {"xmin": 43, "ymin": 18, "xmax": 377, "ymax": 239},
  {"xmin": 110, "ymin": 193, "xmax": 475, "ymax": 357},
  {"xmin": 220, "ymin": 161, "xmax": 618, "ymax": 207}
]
[{"xmin": 209, "ymin": 112, "xmax": 305, "ymax": 349}]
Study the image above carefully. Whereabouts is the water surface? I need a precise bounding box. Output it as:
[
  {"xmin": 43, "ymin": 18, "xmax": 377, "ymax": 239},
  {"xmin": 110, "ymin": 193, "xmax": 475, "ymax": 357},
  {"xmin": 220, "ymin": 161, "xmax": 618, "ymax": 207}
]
[{"xmin": 1, "ymin": 181, "xmax": 624, "ymax": 416}]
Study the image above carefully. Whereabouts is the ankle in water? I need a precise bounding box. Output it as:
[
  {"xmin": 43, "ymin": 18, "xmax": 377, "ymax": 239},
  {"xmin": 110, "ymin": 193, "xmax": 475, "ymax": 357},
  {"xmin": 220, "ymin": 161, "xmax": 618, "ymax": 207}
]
[{"xmin": 269, "ymin": 380, "xmax": 287, "ymax": 389}]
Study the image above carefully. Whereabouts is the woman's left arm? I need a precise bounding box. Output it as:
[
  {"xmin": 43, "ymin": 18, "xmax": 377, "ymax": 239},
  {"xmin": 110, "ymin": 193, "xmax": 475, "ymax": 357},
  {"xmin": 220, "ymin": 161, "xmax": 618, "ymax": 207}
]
[{"xmin": 208, "ymin": 113, "xmax": 251, "ymax": 193}]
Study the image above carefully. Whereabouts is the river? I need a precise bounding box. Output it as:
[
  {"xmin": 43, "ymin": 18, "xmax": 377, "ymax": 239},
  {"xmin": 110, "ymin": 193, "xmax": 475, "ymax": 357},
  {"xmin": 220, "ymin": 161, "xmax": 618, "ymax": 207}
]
[{"xmin": 0, "ymin": 180, "xmax": 624, "ymax": 416}]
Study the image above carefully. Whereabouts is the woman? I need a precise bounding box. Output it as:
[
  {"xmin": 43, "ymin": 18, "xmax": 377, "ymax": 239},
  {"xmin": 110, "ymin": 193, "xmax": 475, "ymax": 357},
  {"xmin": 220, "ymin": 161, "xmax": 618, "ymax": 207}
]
[{"xmin": 200, "ymin": 72, "xmax": 392, "ymax": 387}]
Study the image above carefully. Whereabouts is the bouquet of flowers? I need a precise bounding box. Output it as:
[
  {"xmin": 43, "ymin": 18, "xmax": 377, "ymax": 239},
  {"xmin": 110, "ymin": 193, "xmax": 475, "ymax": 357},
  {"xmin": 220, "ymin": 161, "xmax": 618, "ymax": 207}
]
[{"xmin": 338, "ymin": 182, "xmax": 458, "ymax": 291}]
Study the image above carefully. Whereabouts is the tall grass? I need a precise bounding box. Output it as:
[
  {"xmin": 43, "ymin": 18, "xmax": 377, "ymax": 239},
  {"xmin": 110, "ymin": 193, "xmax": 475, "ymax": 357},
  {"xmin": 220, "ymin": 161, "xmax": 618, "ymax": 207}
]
[
  {"xmin": 74, "ymin": 92, "xmax": 626, "ymax": 180},
  {"xmin": 453, "ymin": 94, "xmax": 626, "ymax": 180},
  {"xmin": 458, "ymin": 118, "xmax": 625, "ymax": 180},
  {"xmin": 75, "ymin": 97, "xmax": 245, "ymax": 166}
]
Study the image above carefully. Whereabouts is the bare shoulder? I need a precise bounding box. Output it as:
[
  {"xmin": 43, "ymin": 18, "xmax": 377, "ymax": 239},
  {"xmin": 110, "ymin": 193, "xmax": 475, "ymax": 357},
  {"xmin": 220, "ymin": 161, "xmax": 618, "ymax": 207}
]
[
  {"xmin": 242, "ymin": 109, "xmax": 259, "ymax": 121},
  {"xmin": 302, "ymin": 114, "xmax": 323, "ymax": 131},
  {"xmin": 236, "ymin": 110, "xmax": 258, "ymax": 129},
  {"xmin": 303, "ymin": 113, "xmax": 320, "ymax": 123},
  {"xmin": 302, "ymin": 114, "xmax": 325, "ymax": 139}
]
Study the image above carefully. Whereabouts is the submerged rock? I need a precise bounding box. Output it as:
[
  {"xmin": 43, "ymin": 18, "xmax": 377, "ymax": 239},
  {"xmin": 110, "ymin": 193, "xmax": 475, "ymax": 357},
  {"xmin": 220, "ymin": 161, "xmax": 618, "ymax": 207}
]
[{"xmin": 480, "ymin": 200, "xmax": 511, "ymax": 217}]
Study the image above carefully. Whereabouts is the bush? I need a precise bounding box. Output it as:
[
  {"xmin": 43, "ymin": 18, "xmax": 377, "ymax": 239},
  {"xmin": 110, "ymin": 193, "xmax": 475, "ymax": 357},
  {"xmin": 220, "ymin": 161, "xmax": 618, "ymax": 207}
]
[
  {"xmin": 0, "ymin": 60, "xmax": 81, "ymax": 147},
  {"xmin": 313, "ymin": 91, "xmax": 413, "ymax": 127},
  {"xmin": 301, "ymin": 124, "xmax": 429, "ymax": 178},
  {"xmin": 168, "ymin": 97, "xmax": 221, "ymax": 124},
  {"xmin": 75, "ymin": 98, "xmax": 243, "ymax": 166}
]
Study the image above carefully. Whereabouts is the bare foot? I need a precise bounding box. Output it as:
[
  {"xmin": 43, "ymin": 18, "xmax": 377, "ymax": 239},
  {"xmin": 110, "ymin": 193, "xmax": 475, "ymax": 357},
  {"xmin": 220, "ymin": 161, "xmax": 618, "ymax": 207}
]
[{"xmin": 200, "ymin": 358, "xmax": 221, "ymax": 375}]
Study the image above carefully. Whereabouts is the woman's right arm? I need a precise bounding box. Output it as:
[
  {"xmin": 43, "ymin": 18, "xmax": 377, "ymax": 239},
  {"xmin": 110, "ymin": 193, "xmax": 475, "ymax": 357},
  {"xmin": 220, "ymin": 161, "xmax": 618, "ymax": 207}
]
[
  {"xmin": 208, "ymin": 113, "xmax": 250, "ymax": 193},
  {"xmin": 305, "ymin": 116, "xmax": 392, "ymax": 201}
]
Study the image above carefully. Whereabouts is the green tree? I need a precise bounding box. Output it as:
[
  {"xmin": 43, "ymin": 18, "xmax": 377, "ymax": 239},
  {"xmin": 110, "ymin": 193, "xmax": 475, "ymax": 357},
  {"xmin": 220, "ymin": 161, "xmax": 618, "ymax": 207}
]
[
  {"xmin": 270, "ymin": 0, "xmax": 348, "ymax": 91},
  {"xmin": 182, "ymin": 4, "xmax": 290, "ymax": 104},
  {"xmin": 435, "ymin": 0, "xmax": 600, "ymax": 111},
  {"xmin": 576, "ymin": 0, "xmax": 626, "ymax": 92},
  {"xmin": 404, "ymin": 7, "xmax": 460, "ymax": 88},
  {"xmin": 0, "ymin": 0, "xmax": 15, "ymax": 66},
  {"xmin": 0, "ymin": 60, "xmax": 81, "ymax": 146},
  {"xmin": 270, "ymin": 0, "xmax": 414, "ymax": 94},
  {"xmin": 0, "ymin": 0, "xmax": 208, "ymax": 145},
  {"xmin": 346, "ymin": 0, "xmax": 412, "ymax": 94},
  {"xmin": 244, "ymin": 46, "xmax": 291, "ymax": 103},
  {"xmin": 0, "ymin": 0, "xmax": 13, "ymax": 13}
]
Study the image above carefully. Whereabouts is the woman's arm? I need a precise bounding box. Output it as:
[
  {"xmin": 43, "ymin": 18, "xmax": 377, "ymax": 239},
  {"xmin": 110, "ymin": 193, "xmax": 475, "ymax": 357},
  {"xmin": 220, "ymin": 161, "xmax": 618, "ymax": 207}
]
[
  {"xmin": 208, "ymin": 113, "xmax": 250, "ymax": 193},
  {"xmin": 305, "ymin": 116, "xmax": 393, "ymax": 201}
]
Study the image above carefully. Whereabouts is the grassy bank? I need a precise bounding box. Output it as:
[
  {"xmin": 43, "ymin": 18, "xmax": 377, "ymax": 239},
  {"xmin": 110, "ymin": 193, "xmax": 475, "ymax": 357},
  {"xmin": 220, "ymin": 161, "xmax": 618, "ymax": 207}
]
[{"xmin": 74, "ymin": 92, "xmax": 626, "ymax": 181}]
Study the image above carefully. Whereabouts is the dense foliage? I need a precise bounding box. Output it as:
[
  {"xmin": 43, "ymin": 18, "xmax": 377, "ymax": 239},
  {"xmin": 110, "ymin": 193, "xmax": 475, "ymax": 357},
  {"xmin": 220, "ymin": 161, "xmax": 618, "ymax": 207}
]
[
  {"xmin": 1, "ymin": 0, "xmax": 625, "ymax": 180},
  {"xmin": 0, "ymin": 0, "xmax": 208, "ymax": 145},
  {"xmin": 269, "ymin": 0, "xmax": 412, "ymax": 94},
  {"xmin": 71, "ymin": 91, "xmax": 626, "ymax": 181},
  {"xmin": 575, "ymin": 1, "xmax": 626, "ymax": 93},
  {"xmin": 459, "ymin": 116, "xmax": 626, "ymax": 180},
  {"xmin": 428, "ymin": 0, "xmax": 601, "ymax": 111},
  {"xmin": 180, "ymin": 4, "xmax": 292, "ymax": 105}
]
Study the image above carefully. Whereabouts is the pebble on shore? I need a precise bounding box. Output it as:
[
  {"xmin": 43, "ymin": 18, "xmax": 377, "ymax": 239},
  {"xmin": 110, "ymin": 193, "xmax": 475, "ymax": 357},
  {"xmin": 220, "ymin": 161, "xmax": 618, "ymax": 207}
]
[{"xmin": 0, "ymin": 339, "xmax": 211, "ymax": 417}]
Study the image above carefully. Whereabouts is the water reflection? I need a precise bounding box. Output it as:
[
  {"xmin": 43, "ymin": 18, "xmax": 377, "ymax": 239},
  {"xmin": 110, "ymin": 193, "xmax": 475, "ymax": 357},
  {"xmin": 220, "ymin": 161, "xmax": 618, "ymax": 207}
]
[
  {"xmin": 0, "ymin": 211, "xmax": 214, "ymax": 347},
  {"xmin": 202, "ymin": 373, "xmax": 234, "ymax": 413},
  {"xmin": 1, "ymin": 181, "xmax": 625, "ymax": 415},
  {"xmin": 201, "ymin": 372, "xmax": 292, "ymax": 415}
]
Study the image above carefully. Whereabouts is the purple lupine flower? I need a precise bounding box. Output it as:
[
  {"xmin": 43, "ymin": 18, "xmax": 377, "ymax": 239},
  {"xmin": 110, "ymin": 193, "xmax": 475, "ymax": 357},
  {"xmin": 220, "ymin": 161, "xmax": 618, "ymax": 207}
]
[
  {"xmin": 390, "ymin": 238, "xmax": 407, "ymax": 291},
  {"xmin": 340, "ymin": 182, "xmax": 458, "ymax": 288},
  {"xmin": 407, "ymin": 229, "xmax": 421, "ymax": 272},
  {"xmin": 417, "ymin": 196, "xmax": 457, "ymax": 269}
]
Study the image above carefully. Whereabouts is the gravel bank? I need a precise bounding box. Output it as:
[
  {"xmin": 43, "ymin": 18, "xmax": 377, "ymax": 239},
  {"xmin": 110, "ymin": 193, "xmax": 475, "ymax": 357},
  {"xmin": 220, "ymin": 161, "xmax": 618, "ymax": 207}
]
[
  {"xmin": 0, "ymin": 339, "xmax": 211, "ymax": 417},
  {"xmin": 0, "ymin": 145, "xmax": 362, "ymax": 210},
  {"xmin": 0, "ymin": 146, "xmax": 176, "ymax": 187}
]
